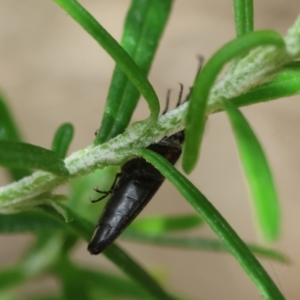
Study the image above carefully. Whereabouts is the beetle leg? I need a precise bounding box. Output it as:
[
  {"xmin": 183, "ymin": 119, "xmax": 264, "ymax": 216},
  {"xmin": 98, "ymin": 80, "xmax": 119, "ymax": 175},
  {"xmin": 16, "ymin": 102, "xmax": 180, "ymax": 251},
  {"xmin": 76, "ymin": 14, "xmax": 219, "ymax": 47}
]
[
  {"xmin": 90, "ymin": 192, "xmax": 111, "ymax": 203},
  {"xmin": 90, "ymin": 172, "xmax": 121, "ymax": 203},
  {"xmin": 109, "ymin": 172, "xmax": 121, "ymax": 190}
]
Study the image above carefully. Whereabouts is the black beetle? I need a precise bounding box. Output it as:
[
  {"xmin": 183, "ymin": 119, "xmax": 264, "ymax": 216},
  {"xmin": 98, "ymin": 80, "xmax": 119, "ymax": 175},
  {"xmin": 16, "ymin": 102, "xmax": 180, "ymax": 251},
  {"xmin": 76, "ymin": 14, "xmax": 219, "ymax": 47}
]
[{"xmin": 88, "ymin": 86, "xmax": 186, "ymax": 255}]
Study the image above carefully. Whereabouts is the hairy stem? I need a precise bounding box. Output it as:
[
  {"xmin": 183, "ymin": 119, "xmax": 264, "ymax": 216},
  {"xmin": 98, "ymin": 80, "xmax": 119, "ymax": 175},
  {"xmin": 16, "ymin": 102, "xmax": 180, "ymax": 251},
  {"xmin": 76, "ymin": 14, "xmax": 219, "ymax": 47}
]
[{"xmin": 0, "ymin": 16, "xmax": 299, "ymax": 211}]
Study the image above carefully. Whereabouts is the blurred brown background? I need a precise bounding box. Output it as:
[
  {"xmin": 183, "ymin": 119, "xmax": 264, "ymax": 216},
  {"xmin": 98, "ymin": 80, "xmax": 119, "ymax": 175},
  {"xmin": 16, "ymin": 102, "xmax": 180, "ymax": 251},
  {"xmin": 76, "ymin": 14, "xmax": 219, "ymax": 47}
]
[{"xmin": 0, "ymin": 0, "xmax": 299, "ymax": 299}]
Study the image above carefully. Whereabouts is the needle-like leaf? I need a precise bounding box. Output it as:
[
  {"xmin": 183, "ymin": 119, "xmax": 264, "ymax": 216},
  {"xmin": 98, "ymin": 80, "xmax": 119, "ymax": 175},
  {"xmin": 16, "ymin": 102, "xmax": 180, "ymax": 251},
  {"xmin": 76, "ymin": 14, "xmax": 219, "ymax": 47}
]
[
  {"xmin": 53, "ymin": 0, "xmax": 160, "ymax": 132},
  {"xmin": 97, "ymin": 0, "xmax": 173, "ymax": 143},
  {"xmin": 183, "ymin": 30, "xmax": 285, "ymax": 173},
  {"xmin": 222, "ymin": 98, "xmax": 280, "ymax": 241},
  {"xmin": 0, "ymin": 141, "xmax": 69, "ymax": 176},
  {"xmin": 51, "ymin": 123, "xmax": 74, "ymax": 159},
  {"xmin": 134, "ymin": 148, "xmax": 284, "ymax": 299},
  {"xmin": 0, "ymin": 92, "xmax": 31, "ymax": 180}
]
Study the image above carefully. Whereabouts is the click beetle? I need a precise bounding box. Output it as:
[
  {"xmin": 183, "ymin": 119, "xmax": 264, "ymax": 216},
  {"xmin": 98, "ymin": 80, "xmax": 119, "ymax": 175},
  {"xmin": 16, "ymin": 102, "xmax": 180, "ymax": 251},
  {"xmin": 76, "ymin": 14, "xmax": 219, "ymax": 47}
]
[{"xmin": 88, "ymin": 85, "xmax": 186, "ymax": 255}]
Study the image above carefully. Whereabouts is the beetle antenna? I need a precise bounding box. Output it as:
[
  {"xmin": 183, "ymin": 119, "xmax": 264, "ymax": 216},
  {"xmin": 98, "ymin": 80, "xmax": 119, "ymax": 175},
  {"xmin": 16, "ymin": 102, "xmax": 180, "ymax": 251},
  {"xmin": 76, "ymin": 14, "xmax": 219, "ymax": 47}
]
[
  {"xmin": 162, "ymin": 89, "xmax": 171, "ymax": 115},
  {"xmin": 196, "ymin": 55, "xmax": 204, "ymax": 78},
  {"xmin": 176, "ymin": 83, "xmax": 184, "ymax": 107},
  {"xmin": 183, "ymin": 87, "xmax": 192, "ymax": 103}
]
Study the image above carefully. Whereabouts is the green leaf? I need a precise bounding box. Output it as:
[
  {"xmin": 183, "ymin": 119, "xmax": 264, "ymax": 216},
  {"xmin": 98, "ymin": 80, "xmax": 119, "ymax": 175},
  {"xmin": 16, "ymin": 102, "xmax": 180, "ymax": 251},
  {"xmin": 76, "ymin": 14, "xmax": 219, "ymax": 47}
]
[
  {"xmin": 53, "ymin": 0, "xmax": 160, "ymax": 131},
  {"xmin": 0, "ymin": 268, "xmax": 26, "ymax": 291},
  {"xmin": 0, "ymin": 92, "xmax": 22, "ymax": 143},
  {"xmin": 0, "ymin": 141, "xmax": 69, "ymax": 176},
  {"xmin": 128, "ymin": 214, "xmax": 203, "ymax": 234},
  {"xmin": 51, "ymin": 123, "xmax": 74, "ymax": 159},
  {"xmin": 49, "ymin": 197, "xmax": 73, "ymax": 223},
  {"xmin": 97, "ymin": 0, "xmax": 173, "ymax": 143},
  {"xmin": 233, "ymin": 0, "xmax": 254, "ymax": 37},
  {"xmin": 21, "ymin": 234, "xmax": 65, "ymax": 276},
  {"xmin": 40, "ymin": 205, "xmax": 176, "ymax": 300},
  {"xmin": 183, "ymin": 30, "xmax": 285, "ymax": 173},
  {"xmin": 103, "ymin": 244, "xmax": 175, "ymax": 300},
  {"xmin": 0, "ymin": 193, "xmax": 69, "ymax": 217},
  {"xmin": 222, "ymin": 98, "xmax": 280, "ymax": 241},
  {"xmin": 231, "ymin": 64, "xmax": 300, "ymax": 107},
  {"xmin": 122, "ymin": 231, "xmax": 288, "ymax": 263},
  {"xmin": 134, "ymin": 148, "xmax": 284, "ymax": 300},
  {"xmin": 22, "ymin": 297, "xmax": 60, "ymax": 300},
  {"xmin": 54, "ymin": 261, "xmax": 154, "ymax": 300},
  {"xmin": 56, "ymin": 259, "xmax": 92, "ymax": 300},
  {"xmin": 0, "ymin": 211, "xmax": 64, "ymax": 233},
  {"xmin": 0, "ymin": 292, "xmax": 17, "ymax": 300},
  {"xmin": 0, "ymin": 92, "xmax": 31, "ymax": 180}
]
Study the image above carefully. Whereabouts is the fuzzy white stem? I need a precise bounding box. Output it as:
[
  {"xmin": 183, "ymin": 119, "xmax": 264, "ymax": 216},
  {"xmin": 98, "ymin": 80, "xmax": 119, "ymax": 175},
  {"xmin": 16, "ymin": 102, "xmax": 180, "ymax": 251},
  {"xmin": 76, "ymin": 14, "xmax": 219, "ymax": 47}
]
[{"xmin": 0, "ymin": 16, "xmax": 299, "ymax": 212}]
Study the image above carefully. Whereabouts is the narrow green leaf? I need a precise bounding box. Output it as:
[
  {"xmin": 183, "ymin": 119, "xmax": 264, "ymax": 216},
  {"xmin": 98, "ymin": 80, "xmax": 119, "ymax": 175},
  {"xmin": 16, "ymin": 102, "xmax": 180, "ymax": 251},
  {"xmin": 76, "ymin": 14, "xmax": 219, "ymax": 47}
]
[
  {"xmin": 51, "ymin": 123, "xmax": 74, "ymax": 159},
  {"xmin": 222, "ymin": 99, "xmax": 280, "ymax": 241},
  {"xmin": 183, "ymin": 30, "xmax": 285, "ymax": 173},
  {"xmin": 0, "ymin": 293, "xmax": 18, "ymax": 300},
  {"xmin": 40, "ymin": 205, "xmax": 176, "ymax": 300},
  {"xmin": 0, "ymin": 268, "xmax": 26, "ymax": 291},
  {"xmin": 0, "ymin": 92, "xmax": 22, "ymax": 143},
  {"xmin": 60, "ymin": 233, "xmax": 78, "ymax": 254},
  {"xmin": 57, "ymin": 259, "xmax": 92, "ymax": 300},
  {"xmin": 134, "ymin": 148, "xmax": 284, "ymax": 300},
  {"xmin": 0, "ymin": 211, "xmax": 64, "ymax": 233},
  {"xmin": 0, "ymin": 193, "xmax": 68, "ymax": 216},
  {"xmin": 122, "ymin": 231, "xmax": 289, "ymax": 263},
  {"xmin": 53, "ymin": 0, "xmax": 160, "ymax": 129},
  {"xmin": 231, "ymin": 66, "xmax": 300, "ymax": 107},
  {"xmin": 103, "ymin": 245, "xmax": 174, "ymax": 300},
  {"xmin": 129, "ymin": 214, "xmax": 203, "ymax": 234},
  {"xmin": 54, "ymin": 263, "xmax": 154, "ymax": 300},
  {"xmin": 246, "ymin": 244, "xmax": 289, "ymax": 263},
  {"xmin": 232, "ymin": 0, "xmax": 254, "ymax": 37},
  {"xmin": 48, "ymin": 198, "xmax": 74, "ymax": 223},
  {"xmin": 97, "ymin": 0, "xmax": 173, "ymax": 143},
  {"xmin": 0, "ymin": 141, "xmax": 69, "ymax": 176},
  {"xmin": 21, "ymin": 234, "xmax": 65, "ymax": 276},
  {"xmin": 0, "ymin": 293, "xmax": 14, "ymax": 300},
  {"xmin": 0, "ymin": 92, "xmax": 31, "ymax": 180},
  {"xmin": 22, "ymin": 297, "xmax": 59, "ymax": 300}
]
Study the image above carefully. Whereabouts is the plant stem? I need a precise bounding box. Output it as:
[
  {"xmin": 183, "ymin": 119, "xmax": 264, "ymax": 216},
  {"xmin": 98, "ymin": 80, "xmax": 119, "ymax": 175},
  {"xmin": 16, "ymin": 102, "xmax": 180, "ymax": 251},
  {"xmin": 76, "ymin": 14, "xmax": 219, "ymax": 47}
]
[{"xmin": 0, "ymin": 16, "xmax": 300, "ymax": 210}]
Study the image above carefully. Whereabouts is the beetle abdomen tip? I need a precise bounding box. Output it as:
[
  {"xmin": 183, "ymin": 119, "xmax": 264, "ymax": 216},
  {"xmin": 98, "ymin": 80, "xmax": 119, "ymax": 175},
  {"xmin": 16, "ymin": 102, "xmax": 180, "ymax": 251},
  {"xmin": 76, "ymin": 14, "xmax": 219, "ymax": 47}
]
[{"xmin": 88, "ymin": 223, "xmax": 116, "ymax": 255}]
